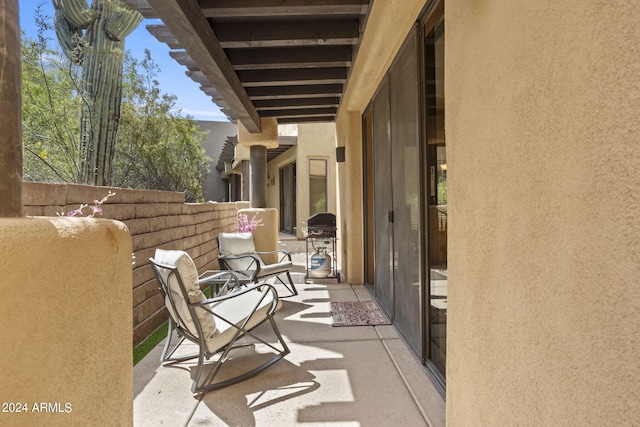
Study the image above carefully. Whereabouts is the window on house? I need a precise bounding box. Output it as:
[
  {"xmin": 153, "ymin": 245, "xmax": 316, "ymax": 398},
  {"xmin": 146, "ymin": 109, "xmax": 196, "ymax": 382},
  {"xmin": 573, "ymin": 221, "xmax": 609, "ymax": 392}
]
[{"xmin": 309, "ymin": 159, "xmax": 327, "ymax": 214}]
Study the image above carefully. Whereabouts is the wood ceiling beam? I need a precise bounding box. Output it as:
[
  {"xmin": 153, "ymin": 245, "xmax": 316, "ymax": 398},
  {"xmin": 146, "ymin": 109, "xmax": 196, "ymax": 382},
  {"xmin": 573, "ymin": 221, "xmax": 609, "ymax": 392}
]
[
  {"xmin": 126, "ymin": 0, "xmax": 373, "ymax": 126},
  {"xmin": 278, "ymin": 116, "xmax": 335, "ymax": 124},
  {"xmin": 147, "ymin": 25, "xmax": 182, "ymax": 49},
  {"xmin": 227, "ymin": 46, "xmax": 353, "ymax": 70},
  {"xmin": 260, "ymin": 107, "xmax": 337, "ymax": 118},
  {"xmin": 246, "ymin": 84, "xmax": 344, "ymax": 99},
  {"xmin": 198, "ymin": 0, "xmax": 370, "ymax": 18},
  {"xmin": 123, "ymin": 0, "xmax": 155, "ymax": 18},
  {"xmin": 169, "ymin": 50, "xmax": 198, "ymax": 70},
  {"xmin": 254, "ymin": 97, "xmax": 340, "ymax": 110},
  {"xmin": 238, "ymin": 68, "xmax": 347, "ymax": 86},
  {"xmin": 148, "ymin": 0, "xmax": 261, "ymax": 132},
  {"xmin": 201, "ymin": 87, "xmax": 226, "ymax": 103},
  {"xmin": 213, "ymin": 19, "xmax": 360, "ymax": 48},
  {"xmin": 186, "ymin": 70, "xmax": 214, "ymax": 86}
]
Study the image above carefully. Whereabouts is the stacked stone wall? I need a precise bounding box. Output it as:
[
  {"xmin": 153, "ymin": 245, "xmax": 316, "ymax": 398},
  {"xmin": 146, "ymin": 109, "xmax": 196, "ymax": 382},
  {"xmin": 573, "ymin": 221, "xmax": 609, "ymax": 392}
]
[{"xmin": 23, "ymin": 182, "xmax": 245, "ymax": 346}]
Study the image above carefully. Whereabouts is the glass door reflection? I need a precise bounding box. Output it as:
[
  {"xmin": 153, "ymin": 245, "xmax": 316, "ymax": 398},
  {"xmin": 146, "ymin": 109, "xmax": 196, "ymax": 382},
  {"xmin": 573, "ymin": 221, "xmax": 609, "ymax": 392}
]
[
  {"xmin": 428, "ymin": 145, "xmax": 447, "ymax": 377},
  {"xmin": 424, "ymin": 12, "xmax": 446, "ymax": 382}
]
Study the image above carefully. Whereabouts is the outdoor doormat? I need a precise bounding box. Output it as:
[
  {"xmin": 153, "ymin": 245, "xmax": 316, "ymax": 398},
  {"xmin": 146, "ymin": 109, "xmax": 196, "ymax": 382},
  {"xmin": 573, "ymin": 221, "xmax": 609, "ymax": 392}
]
[{"xmin": 330, "ymin": 301, "xmax": 391, "ymax": 327}]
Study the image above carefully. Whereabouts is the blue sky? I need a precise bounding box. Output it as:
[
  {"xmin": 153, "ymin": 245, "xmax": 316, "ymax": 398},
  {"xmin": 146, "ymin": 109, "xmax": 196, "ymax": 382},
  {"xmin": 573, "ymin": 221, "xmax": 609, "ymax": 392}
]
[{"xmin": 19, "ymin": 1, "xmax": 228, "ymax": 122}]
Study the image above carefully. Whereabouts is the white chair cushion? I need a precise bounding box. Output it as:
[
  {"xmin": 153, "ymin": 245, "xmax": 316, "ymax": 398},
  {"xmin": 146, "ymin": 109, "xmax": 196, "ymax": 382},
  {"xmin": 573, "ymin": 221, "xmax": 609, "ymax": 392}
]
[
  {"xmin": 224, "ymin": 254, "xmax": 261, "ymax": 271},
  {"xmin": 154, "ymin": 249, "xmax": 218, "ymax": 341},
  {"xmin": 218, "ymin": 232, "xmax": 256, "ymax": 257},
  {"xmin": 259, "ymin": 261, "xmax": 293, "ymax": 277},
  {"xmin": 203, "ymin": 288, "xmax": 282, "ymax": 354}
]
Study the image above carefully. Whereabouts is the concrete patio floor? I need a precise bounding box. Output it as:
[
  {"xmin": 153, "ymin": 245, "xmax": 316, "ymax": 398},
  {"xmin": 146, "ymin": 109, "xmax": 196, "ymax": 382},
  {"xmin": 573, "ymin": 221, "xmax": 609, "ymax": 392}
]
[{"xmin": 134, "ymin": 241, "xmax": 446, "ymax": 426}]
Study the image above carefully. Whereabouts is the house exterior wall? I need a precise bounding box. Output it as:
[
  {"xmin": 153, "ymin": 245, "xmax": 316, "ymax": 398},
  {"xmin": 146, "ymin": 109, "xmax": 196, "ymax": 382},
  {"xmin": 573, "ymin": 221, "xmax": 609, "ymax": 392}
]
[
  {"xmin": 267, "ymin": 123, "xmax": 338, "ymax": 239},
  {"xmin": 336, "ymin": 112, "xmax": 365, "ymax": 284},
  {"xmin": 446, "ymin": 0, "xmax": 640, "ymax": 424},
  {"xmin": 267, "ymin": 144, "xmax": 295, "ymax": 218},
  {"xmin": 297, "ymin": 123, "xmax": 338, "ymax": 238},
  {"xmin": 338, "ymin": 0, "xmax": 640, "ymax": 424},
  {"xmin": 197, "ymin": 120, "xmax": 236, "ymax": 202}
]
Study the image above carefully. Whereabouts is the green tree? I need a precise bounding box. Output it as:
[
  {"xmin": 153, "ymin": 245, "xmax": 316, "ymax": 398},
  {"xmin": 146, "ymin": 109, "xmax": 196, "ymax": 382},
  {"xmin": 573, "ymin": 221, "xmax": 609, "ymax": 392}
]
[
  {"xmin": 21, "ymin": 6, "xmax": 211, "ymax": 201},
  {"xmin": 112, "ymin": 50, "xmax": 210, "ymax": 202},
  {"xmin": 53, "ymin": 0, "xmax": 143, "ymax": 186},
  {"xmin": 21, "ymin": 5, "xmax": 81, "ymax": 182}
]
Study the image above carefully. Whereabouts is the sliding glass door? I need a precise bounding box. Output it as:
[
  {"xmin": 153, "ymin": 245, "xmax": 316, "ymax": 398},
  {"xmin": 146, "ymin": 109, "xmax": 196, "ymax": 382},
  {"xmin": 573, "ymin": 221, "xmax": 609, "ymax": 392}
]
[
  {"xmin": 423, "ymin": 2, "xmax": 447, "ymax": 386},
  {"xmin": 390, "ymin": 27, "xmax": 421, "ymax": 352},
  {"xmin": 279, "ymin": 163, "xmax": 296, "ymax": 234},
  {"xmin": 363, "ymin": 0, "xmax": 446, "ymax": 391},
  {"xmin": 368, "ymin": 28, "xmax": 422, "ymax": 352},
  {"xmin": 372, "ymin": 78, "xmax": 393, "ymax": 315}
]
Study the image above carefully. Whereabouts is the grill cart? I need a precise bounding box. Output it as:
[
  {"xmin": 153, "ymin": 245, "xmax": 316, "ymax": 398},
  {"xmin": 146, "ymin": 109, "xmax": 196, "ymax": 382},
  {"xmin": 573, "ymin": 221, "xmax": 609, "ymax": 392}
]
[{"xmin": 304, "ymin": 212, "xmax": 339, "ymax": 282}]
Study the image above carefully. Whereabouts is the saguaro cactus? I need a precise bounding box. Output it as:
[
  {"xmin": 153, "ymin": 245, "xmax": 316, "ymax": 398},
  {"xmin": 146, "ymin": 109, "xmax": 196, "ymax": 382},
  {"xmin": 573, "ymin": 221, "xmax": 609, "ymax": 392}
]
[{"xmin": 53, "ymin": 0, "xmax": 142, "ymax": 186}]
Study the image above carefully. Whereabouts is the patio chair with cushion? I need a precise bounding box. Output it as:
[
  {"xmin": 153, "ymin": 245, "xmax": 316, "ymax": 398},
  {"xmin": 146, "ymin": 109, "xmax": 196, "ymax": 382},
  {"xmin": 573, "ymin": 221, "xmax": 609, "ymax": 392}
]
[
  {"xmin": 217, "ymin": 232, "xmax": 298, "ymax": 297},
  {"xmin": 149, "ymin": 249, "xmax": 290, "ymax": 394}
]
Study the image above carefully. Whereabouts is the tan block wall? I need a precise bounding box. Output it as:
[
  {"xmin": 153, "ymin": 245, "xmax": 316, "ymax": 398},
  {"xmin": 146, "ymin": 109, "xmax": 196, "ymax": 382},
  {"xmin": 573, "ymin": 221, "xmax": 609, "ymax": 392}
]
[
  {"xmin": 23, "ymin": 182, "xmax": 239, "ymax": 346},
  {"xmin": 0, "ymin": 217, "xmax": 133, "ymax": 426},
  {"xmin": 446, "ymin": 0, "xmax": 640, "ymax": 425}
]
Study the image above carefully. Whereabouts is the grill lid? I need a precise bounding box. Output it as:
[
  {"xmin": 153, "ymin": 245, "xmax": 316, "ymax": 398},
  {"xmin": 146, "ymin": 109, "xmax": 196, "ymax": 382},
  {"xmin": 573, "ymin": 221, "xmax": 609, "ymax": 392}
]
[{"xmin": 307, "ymin": 212, "xmax": 336, "ymax": 229}]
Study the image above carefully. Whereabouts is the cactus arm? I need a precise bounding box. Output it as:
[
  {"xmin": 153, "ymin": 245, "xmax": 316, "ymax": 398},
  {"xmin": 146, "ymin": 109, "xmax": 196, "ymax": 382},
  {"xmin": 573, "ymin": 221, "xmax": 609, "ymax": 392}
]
[
  {"xmin": 52, "ymin": 0, "xmax": 95, "ymax": 28},
  {"xmin": 52, "ymin": 0, "xmax": 144, "ymax": 186},
  {"xmin": 53, "ymin": 7, "xmax": 84, "ymax": 63},
  {"xmin": 103, "ymin": 9, "xmax": 143, "ymax": 41}
]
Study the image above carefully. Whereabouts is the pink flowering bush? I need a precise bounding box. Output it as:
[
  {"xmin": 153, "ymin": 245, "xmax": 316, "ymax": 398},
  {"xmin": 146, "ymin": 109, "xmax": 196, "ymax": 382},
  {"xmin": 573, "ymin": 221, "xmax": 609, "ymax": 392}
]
[
  {"xmin": 236, "ymin": 212, "xmax": 262, "ymax": 233},
  {"xmin": 59, "ymin": 191, "xmax": 116, "ymax": 218}
]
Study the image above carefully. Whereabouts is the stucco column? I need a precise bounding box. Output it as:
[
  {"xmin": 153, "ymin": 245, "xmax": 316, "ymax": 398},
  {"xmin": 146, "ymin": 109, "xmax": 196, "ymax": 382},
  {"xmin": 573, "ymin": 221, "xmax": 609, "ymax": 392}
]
[
  {"xmin": 0, "ymin": 0, "xmax": 23, "ymax": 217},
  {"xmin": 237, "ymin": 117, "xmax": 279, "ymax": 208},
  {"xmin": 233, "ymin": 144, "xmax": 250, "ymax": 201},
  {"xmin": 1, "ymin": 218, "xmax": 133, "ymax": 427},
  {"xmin": 250, "ymin": 145, "xmax": 267, "ymax": 208},
  {"xmin": 241, "ymin": 159, "xmax": 250, "ymax": 201},
  {"xmin": 239, "ymin": 207, "xmax": 279, "ymax": 264},
  {"xmin": 335, "ymin": 111, "xmax": 364, "ymax": 284}
]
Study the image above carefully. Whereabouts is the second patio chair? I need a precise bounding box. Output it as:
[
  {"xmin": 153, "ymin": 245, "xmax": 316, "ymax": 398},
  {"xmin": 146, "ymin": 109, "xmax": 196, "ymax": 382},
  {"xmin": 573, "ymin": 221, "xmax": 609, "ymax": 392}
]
[
  {"xmin": 149, "ymin": 249, "xmax": 290, "ymax": 394},
  {"xmin": 217, "ymin": 231, "xmax": 298, "ymax": 297}
]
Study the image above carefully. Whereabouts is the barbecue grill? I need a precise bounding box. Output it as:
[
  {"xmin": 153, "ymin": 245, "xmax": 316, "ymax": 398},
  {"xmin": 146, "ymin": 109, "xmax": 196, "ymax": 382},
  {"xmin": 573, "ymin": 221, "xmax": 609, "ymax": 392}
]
[
  {"xmin": 306, "ymin": 212, "xmax": 337, "ymax": 238},
  {"xmin": 304, "ymin": 212, "xmax": 339, "ymax": 282}
]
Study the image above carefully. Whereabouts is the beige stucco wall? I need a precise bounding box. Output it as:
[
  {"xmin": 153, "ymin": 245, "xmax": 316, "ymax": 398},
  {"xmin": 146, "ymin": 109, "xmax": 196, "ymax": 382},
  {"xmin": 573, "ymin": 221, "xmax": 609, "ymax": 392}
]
[
  {"xmin": 267, "ymin": 123, "xmax": 338, "ymax": 239},
  {"xmin": 297, "ymin": 123, "xmax": 338, "ymax": 237},
  {"xmin": 237, "ymin": 117, "xmax": 279, "ymax": 149},
  {"xmin": 446, "ymin": 0, "xmax": 640, "ymax": 425},
  {"xmin": 0, "ymin": 217, "xmax": 133, "ymax": 426},
  {"xmin": 335, "ymin": 112, "xmax": 364, "ymax": 284},
  {"xmin": 267, "ymin": 144, "xmax": 296, "ymax": 211},
  {"xmin": 238, "ymin": 207, "xmax": 279, "ymax": 264}
]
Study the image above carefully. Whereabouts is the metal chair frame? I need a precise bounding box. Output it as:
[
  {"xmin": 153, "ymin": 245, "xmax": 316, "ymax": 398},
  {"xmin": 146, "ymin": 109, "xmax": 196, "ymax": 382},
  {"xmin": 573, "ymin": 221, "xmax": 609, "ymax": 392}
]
[
  {"xmin": 149, "ymin": 258, "xmax": 290, "ymax": 394},
  {"xmin": 217, "ymin": 234, "xmax": 298, "ymax": 297}
]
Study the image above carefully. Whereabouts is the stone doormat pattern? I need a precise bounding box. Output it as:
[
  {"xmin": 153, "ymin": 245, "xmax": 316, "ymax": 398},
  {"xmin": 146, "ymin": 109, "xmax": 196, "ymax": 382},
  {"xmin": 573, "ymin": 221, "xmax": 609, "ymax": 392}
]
[{"xmin": 330, "ymin": 301, "xmax": 391, "ymax": 327}]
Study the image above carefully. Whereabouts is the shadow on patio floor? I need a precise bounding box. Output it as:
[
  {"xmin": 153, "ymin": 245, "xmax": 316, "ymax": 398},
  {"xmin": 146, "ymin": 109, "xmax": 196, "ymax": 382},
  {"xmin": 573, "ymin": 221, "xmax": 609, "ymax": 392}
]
[{"xmin": 133, "ymin": 240, "xmax": 445, "ymax": 427}]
